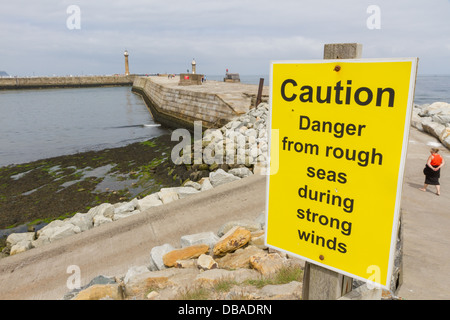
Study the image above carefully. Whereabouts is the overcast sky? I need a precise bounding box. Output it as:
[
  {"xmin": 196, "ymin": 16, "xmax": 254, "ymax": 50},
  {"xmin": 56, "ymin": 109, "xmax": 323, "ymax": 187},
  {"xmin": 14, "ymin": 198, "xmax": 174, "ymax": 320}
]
[{"xmin": 1, "ymin": 0, "xmax": 450, "ymax": 76}]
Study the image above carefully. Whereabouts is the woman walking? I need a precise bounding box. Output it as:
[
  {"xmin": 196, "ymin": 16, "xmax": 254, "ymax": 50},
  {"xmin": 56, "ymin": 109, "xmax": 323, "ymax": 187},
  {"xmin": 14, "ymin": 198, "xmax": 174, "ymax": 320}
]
[{"xmin": 420, "ymin": 148, "xmax": 445, "ymax": 195}]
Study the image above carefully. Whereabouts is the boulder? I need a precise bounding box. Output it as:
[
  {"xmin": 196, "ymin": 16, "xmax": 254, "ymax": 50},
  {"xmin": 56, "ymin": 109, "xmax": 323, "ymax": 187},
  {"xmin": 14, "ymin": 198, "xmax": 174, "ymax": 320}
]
[
  {"xmin": 150, "ymin": 243, "xmax": 175, "ymax": 270},
  {"xmin": 49, "ymin": 223, "xmax": 79, "ymax": 242},
  {"xmin": 260, "ymin": 281, "xmax": 302, "ymax": 299},
  {"xmin": 113, "ymin": 210, "xmax": 140, "ymax": 221},
  {"xmin": 175, "ymin": 187, "xmax": 200, "ymax": 199},
  {"xmin": 87, "ymin": 203, "xmax": 114, "ymax": 220},
  {"xmin": 93, "ymin": 214, "xmax": 113, "ymax": 227},
  {"xmin": 199, "ymin": 177, "xmax": 213, "ymax": 191},
  {"xmin": 158, "ymin": 189, "xmax": 179, "ymax": 204},
  {"xmin": 180, "ymin": 231, "xmax": 219, "ymax": 249},
  {"xmin": 10, "ymin": 239, "xmax": 33, "ymax": 256},
  {"xmin": 124, "ymin": 265, "xmax": 151, "ymax": 284},
  {"xmin": 440, "ymin": 127, "xmax": 450, "ymax": 149},
  {"xmin": 217, "ymin": 245, "xmax": 265, "ymax": 269},
  {"xmin": 249, "ymin": 253, "xmax": 285, "ymax": 276},
  {"xmin": 422, "ymin": 120, "xmax": 445, "ymax": 139},
  {"xmin": 228, "ymin": 167, "xmax": 253, "ymax": 178},
  {"xmin": 162, "ymin": 244, "xmax": 209, "ymax": 267},
  {"xmin": 196, "ymin": 254, "xmax": 218, "ymax": 270},
  {"xmin": 137, "ymin": 193, "xmax": 163, "ymax": 211},
  {"xmin": 68, "ymin": 212, "xmax": 93, "ymax": 232},
  {"xmin": 217, "ymin": 219, "xmax": 262, "ymax": 237},
  {"xmin": 114, "ymin": 198, "xmax": 138, "ymax": 214},
  {"xmin": 72, "ymin": 284, "xmax": 123, "ymax": 300},
  {"xmin": 213, "ymin": 226, "xmax": 251, "ymax": 256},
  {"xmin": 6, "ymin": 232, "xmax": 35, "ymax": 249},
  {"xmin": 209, "ymin": 169, "xmax": 241, "ymax": 187}
]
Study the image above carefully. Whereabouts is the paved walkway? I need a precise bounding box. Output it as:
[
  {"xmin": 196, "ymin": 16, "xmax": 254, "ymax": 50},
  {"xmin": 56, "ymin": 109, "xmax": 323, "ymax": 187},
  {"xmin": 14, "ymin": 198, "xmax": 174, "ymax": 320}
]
[{"xmin": 397, "ymin": 127, "xmax": 450, "ymax": 300}]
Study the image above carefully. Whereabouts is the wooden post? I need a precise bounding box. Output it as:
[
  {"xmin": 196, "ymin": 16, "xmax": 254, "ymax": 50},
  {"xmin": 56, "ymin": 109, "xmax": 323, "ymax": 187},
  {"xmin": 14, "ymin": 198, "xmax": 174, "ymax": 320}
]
[
  {"xmin": 255, "ymin": 78, "xmax": 264, "ymax": 108},
  {"xmin": 302, "ymin": 43, "xmax": 362, "ymax": 300}
]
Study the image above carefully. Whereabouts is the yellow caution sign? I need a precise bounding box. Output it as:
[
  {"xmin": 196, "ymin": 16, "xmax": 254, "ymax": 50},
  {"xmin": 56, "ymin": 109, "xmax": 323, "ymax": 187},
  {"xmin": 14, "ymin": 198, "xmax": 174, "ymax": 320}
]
[{"xmin": 266, "ymin": 58, "xmax": 418, "ymax": 289}]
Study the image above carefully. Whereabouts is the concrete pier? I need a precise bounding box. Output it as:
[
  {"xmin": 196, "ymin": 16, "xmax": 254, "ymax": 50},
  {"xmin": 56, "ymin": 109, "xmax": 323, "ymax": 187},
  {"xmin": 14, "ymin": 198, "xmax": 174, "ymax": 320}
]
[
  {"xmin": 0, "ymin": 75, "xmax": 135, "ymax": 90},
  {"xmin": 132, "ymin": 76, "xmax": 269, "ymax": 130}
]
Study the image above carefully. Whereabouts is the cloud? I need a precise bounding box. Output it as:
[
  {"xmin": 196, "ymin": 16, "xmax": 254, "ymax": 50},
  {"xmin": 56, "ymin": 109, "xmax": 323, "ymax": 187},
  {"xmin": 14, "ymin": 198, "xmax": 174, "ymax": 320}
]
[{"xmin": 1, "ymin": 0, "xmax": 450, "ymax": 76}]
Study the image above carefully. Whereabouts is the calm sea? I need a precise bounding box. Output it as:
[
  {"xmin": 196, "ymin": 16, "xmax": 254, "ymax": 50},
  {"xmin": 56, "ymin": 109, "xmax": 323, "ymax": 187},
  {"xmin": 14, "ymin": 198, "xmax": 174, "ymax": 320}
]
[
  {"xmin": 0, "ymin": 86, "xmax": 169, "ymax": 167},
  {"xmin": 0, "ymin": 75, "xmax": 448, "ymax": 168}
]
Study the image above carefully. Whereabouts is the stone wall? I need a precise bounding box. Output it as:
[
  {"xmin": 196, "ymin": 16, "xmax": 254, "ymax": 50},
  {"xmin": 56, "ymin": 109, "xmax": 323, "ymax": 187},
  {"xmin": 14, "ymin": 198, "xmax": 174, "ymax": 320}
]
[
  {"xmin": 132, "ymin": 77, "xmax": 241, "ymax": 130},
  {"xmin": 0, "ymin": 75, "xmax": 135, "ymax": 90}
]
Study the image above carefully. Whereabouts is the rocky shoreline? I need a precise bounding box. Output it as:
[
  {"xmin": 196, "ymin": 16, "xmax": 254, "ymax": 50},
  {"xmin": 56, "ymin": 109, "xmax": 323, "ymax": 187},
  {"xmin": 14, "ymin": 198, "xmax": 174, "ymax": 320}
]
[{"xmin": 412, "ymin": 102, "xmax": 450, "ymax": 149}]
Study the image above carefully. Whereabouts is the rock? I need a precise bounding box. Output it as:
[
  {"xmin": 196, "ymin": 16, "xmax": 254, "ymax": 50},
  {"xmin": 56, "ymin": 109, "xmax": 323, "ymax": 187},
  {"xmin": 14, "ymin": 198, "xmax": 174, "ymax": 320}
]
[
  {"xmin": 213, "ymin": 226, "xmax": 251, "ymax": 256},
  {"xmin": 249, "ymin": 232, "xmax": 267, "ymax": 249},
  {"xmin": 175, "ymin": 187, "xmax": 200, "ymax": 199},
  {"xmin": 158, "ymin": 189, "xmax": 179, "ymax": 204},
  {"xmin": 194, "ymin": 269, "xmax": 234, "ymax": 287},
  {"xmin": 137, "ymin": 193, "xmax": 162, "ymax": 211},
  {"xmin": 114, "ymin": 198, "xmax": 138, "ymax": 214},
  {"xmin": 93, "ymin": 214, "xmax": 113, "ymax": 227},
  {"xmin": 199, "ymin": 177, "xmax": 213, "ymax": 191},
  {"xmin": 162, "ymin": 244, "xmax": 209, "ymax": 267},
  {"xmin": 124, "ymin": 265, "xmax": 150, "ymax": 284},
  {"xmin": 209, "ymin": 169, "xmax": 241, "ymax": 187},
  {"xmin": 10, "ymin": 239, "xmax": 33, "ymax": 256},
  {"xmin": 6, "ymin": 232, "xmax": 35, "ymax": 249},
  {"xmin": 175, "ymin": 259, "xmax": 197, "ymax": 269},
  {"xmin": 48, "ymin": 223, "xmax": 78, "ymax": 242},
  {"xmin": 180, "ymin": 231, "xmax": 219, "ymax": 249},
  {"xmin": 440, "ymin": 127, "xmax": 450, "ymax": 149},
  {"xmin": 217, "ymin": 219, "xmax": 262, "ymax": 237},
  {"xmin": 68, "ymin": 212, "xmax": 93, "ymax": 232},
  {"xmin": 260, "ymin": 281, "xmax": 302, "ymax": 299},
  {"xmin": 113, "ymin": 210, "xmax": 140, "ymax": 221},
  {"xmin": 228, "ymin": 167, "xmax": 253, "ymax": 178},
  {"xmin": 217, "ymin": 245, "xmax": 265, "ymax": 269},
  {"xmin": 146, "ymin": 291, "xmax": 159, "ymax": 300},
  {"xmin": 87, "ymin": 203, "xmax": 115, "ymax": 220},
  {"xmin": 150, "ymin": 243, "xmax": 175, "ymax": 270},
  {"xmin": 72, "ymin": 284, "xmax": 123, "ymax": 300},
  {"xmin": 63, "ymin": 275, "xmax": 117, "ymax": 300},
  {"xmin": 183, "ymin": 181, "xmax": 202, "ymax": 190},
  {"xmin": 422, "ymin": 120, "xmax": 445, "ymax": 139},
  {"xmin": 124, "ymin": 268, "xmax": 199, "ymax": 298},
  {"xmin": 36, "ymin": 219, "xmax": 65, "ymax": 238},
  {"xmin": 249, "ymin": 253, "xmax": 285, "ymax": 276},
  {"xmin": 197, "ymin": 254, "xmax": 218, "ymax": 270}
]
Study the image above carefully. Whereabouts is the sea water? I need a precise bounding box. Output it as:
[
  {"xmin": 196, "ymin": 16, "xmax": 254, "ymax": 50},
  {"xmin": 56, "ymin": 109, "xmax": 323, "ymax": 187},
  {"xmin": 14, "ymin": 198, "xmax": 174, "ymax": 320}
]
[{"xmin": 0, "ymin": 86, "xmax": 169, "ymax": 167}]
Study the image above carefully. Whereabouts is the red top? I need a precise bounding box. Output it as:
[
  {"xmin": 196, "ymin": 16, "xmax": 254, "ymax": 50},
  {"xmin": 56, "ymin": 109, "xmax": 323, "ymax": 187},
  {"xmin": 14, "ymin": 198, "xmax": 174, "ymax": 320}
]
[{"xmin": 430, "ymin": 154, "xmax": 443, "ymax": 166}]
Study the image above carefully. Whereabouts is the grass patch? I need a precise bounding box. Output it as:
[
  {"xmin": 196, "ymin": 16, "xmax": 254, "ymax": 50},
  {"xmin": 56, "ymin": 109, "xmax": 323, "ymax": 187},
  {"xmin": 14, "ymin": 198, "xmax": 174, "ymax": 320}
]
[
  {"xmin": 176, "ymin": 286, "xmax": 210, "ymax": 300},
  {"xmin": 244, "ymin": 266, "xmax": 303, "ymax": 288}
]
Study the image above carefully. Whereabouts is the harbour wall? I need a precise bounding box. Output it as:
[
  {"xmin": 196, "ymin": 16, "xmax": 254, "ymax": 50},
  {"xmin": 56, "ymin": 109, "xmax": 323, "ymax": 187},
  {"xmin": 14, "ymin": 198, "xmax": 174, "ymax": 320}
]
[
  {"xmin": 0, "ymin": 75, "xmax": 135, "ymax": 90},
  {"xmin": 131, "ymin": 76, "xmax": 264, "ymax": 131}
]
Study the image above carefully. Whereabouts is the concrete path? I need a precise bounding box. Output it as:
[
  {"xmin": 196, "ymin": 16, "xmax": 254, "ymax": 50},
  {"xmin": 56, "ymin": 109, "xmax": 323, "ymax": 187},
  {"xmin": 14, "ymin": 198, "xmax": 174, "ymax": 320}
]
[
  {"xmin": 397, "ymin": 127, "xmax": 450, "ymax": 300},
  {"xmin": 0, "ymin": 127, "xmax": 448, "ymax": 300}
]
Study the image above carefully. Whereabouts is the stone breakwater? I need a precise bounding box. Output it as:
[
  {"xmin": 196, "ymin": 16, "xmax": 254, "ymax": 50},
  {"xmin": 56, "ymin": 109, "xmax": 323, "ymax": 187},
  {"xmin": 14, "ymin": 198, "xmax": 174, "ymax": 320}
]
[
  {"xmin": 2, "ymin": 102, "xmax": 270, "ymax": 257},
  {"xmin": 0, "ymin": 75, "xmax": 135, "ymax": 90},
  {"xmin": 412, "ymin": 102, "xmax": 450, "ymax": 149}
]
